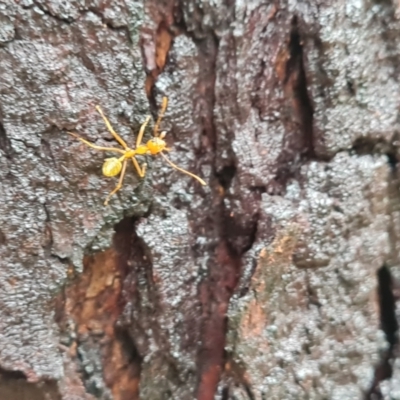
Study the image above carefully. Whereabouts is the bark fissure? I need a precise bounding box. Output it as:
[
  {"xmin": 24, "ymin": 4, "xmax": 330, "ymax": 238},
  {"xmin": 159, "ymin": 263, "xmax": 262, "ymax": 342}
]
[
  {"xmin": 366, "ymin": 266, "xmax": 398, "ymax": 399},
  {"xmin": 56, "ymin": 217, "xmax": 144, "ymax": 400},
  {"xmin": 352, "ymin": 136, "xmax": 399, "ymax": 165},
  {"xmin": 274, "ymin": 15, "xmax": 319, "ymax": 193},
  {"xmin": 284, "ymin": 16, "xmax": 315, "ymax": 160},
  {"xmin": 0, "ymin": 119, "xmax": 13, "ymax": 160}
]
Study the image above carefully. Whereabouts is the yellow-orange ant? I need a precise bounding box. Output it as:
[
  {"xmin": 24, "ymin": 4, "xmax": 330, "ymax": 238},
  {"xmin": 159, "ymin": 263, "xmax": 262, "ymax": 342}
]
[{"xmin": 69, "ymin": 97, "xmax": 206, "ymax": 205}]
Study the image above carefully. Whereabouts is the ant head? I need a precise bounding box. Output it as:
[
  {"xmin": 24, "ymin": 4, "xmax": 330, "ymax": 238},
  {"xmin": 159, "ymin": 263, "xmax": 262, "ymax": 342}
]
[
  {"xmin": 102, "ymin": 157, "xmax": 122, "ymax": 177},
  {"xmin": 147, "ymin": 136, "xmax": 167, "ymax": 155}
]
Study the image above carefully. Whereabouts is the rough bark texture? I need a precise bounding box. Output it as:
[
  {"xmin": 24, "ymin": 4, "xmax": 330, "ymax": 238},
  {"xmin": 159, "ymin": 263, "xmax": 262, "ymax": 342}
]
[{"xmin": 1, "ymin": 0, "xmax": 400, "ymax": 399}]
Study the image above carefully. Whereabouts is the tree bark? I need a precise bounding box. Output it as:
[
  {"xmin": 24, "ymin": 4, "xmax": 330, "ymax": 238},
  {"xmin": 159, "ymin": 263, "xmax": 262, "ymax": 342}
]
[{"xmin": 0, "ymin": 0, "xmax": 399, "ymax": 399}]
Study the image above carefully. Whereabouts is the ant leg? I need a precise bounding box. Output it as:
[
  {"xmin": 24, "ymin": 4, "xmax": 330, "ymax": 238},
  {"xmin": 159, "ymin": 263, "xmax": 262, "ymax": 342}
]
[
  {"xmin": 131, "ymin": 157, "xmax": 147, "ymax": 178},
  {"xmin": 104, "ymin": 159, "xmax": 128, "ymax": 206},
  {"xmin": 153, "ymin": 97, "xmax": 168, "ymax": 137},
  {"xmin": 69, "ymin": 132, "xmax": 125, "ymax": 154},
  {"xmin": 136, "ymin": 116, "xmax": 151, "ymax": 148},
  {"xmin": 159, "ymin": 152, "xmax": 206, "ymax": 185},
  {"xmin": 95, "ymin": 105, "xmax": 128, "ymax": 149}
]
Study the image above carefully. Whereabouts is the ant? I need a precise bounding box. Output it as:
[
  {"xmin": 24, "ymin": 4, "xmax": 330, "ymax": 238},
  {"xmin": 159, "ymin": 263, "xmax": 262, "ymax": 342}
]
[{"xmin": 69, "ymin": 97, "xmax": 206, "ymax": 205}]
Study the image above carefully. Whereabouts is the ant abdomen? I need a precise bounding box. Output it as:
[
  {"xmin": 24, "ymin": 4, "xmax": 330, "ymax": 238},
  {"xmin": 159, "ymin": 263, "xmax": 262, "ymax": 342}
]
[{"xmin": 102, "ymin": 158, "xmax": 122, "ymax": 177}]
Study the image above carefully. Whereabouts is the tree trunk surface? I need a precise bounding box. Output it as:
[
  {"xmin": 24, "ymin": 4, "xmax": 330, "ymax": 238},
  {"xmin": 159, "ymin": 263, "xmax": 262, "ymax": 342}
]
[{"xmin": 0, "ymin": 0, "xmax": 399, "ymax": 399}]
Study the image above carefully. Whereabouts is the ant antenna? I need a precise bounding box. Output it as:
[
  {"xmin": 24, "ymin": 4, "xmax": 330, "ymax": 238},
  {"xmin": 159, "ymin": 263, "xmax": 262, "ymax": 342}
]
[{"xmin": 160, "ymin": 152, "xmax": 206, "ymax": 185}]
